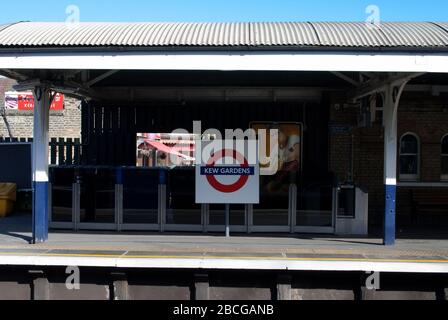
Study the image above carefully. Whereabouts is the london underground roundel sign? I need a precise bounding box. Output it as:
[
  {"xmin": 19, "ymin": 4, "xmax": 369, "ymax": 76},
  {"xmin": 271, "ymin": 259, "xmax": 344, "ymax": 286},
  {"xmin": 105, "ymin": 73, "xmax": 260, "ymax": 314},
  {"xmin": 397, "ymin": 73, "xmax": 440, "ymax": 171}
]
[
  {"xmin": 196, "ymin": 142, "xmax": 260, "ymax": 204},
  {"xmin": 205, "ymin": 149, "xmax": 250, "ymax": 193}
]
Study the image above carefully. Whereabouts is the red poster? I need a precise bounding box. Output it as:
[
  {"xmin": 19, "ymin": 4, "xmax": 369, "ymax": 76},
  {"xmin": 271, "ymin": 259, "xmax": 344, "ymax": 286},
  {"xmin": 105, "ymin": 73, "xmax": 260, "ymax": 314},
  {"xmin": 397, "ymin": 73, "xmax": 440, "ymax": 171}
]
[{"xmin": 18, "ymin": 93, "xmax": 64, "ymax": 110}]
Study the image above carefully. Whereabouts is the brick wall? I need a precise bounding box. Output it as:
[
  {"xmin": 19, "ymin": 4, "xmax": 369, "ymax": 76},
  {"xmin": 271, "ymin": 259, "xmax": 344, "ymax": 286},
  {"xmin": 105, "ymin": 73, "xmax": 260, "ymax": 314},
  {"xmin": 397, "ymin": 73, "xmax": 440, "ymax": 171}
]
[
  {"xmin": 398, "ymin": 92, "xmax": 448, "ymax": 181},
  {"xmin": 330, "ymin": 91, "xmax": 448, "ymax": 226},
  {"xmin": 0, "ymin": 77, "xmax": 81, "ymax": 139}
]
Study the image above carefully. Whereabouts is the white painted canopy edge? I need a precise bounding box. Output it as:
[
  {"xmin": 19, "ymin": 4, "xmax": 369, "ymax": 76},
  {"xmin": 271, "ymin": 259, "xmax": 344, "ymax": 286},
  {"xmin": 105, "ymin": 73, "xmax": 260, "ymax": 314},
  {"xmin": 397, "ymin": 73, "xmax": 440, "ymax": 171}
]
[{"xmin": 0, "ymin": 52, "xmax": 448, "ymax": 73}]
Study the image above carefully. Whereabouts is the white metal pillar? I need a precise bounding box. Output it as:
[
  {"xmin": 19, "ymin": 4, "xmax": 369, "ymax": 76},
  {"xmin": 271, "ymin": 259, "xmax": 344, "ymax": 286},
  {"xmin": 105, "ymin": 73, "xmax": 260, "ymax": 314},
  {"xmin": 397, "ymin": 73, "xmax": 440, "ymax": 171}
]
[
  {"xmin": 32, "ymin": 86, "xmax": 51, "ymax": 243},
  {"xmin": 383, "ymin": 82, "xmax": 407, "ymax": 246}
]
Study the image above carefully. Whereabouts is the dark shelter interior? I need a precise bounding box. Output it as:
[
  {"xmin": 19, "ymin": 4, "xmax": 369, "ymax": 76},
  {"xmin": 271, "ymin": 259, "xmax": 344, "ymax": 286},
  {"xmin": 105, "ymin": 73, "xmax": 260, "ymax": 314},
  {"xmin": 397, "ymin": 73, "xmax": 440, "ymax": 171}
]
[{"xmin": 50, "ymin": 70, "xmax": 340, "ymax": 232}]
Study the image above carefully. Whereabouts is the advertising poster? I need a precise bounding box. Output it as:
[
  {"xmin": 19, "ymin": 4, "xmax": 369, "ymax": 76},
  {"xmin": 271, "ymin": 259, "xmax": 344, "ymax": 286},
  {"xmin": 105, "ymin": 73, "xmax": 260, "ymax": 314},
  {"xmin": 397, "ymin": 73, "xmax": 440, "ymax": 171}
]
[
  {"xmin": 251, "ymin": 122, "xmax": 302, "ymax": 195},
  {"xmin": 4, "ymin": 91, "xmax": 64, "ymax": 110}
]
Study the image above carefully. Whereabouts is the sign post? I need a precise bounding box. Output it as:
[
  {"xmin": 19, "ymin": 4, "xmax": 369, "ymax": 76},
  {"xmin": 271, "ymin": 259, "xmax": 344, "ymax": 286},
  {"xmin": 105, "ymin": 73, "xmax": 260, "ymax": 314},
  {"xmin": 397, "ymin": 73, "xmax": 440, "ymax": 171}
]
[{"xmin": 196, "ymin": 140, "xmax": 259, "ymax": 237}]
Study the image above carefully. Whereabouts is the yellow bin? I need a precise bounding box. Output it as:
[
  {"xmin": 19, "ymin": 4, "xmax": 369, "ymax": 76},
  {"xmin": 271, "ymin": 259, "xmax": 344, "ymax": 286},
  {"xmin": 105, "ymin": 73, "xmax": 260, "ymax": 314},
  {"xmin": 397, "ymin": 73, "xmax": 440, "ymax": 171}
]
[{"xmin": 0, "ymin": 183, "xmax": 17, "ymax": 218}]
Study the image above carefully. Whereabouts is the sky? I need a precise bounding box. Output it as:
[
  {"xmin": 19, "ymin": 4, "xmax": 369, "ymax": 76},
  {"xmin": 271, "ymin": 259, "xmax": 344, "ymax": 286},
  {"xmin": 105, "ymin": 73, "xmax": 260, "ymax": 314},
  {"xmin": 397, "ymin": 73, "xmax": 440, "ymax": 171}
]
[{"xmin": 0, "ymin": 0, "xmax": 447, "ymax": 23}]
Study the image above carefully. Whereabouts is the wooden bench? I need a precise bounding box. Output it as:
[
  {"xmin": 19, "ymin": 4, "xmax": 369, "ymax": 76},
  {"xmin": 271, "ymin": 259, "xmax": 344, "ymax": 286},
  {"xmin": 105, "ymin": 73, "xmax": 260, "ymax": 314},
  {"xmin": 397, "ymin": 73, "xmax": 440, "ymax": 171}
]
[{"xmin": 411, "ymin": 189, "xmax": 448, "ymax": 224}]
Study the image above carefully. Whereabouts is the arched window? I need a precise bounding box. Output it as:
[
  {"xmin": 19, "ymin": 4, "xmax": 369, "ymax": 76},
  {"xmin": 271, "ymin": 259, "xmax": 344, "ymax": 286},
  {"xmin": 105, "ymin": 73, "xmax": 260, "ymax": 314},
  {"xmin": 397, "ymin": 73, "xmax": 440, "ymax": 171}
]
[
  {"xmin": 441, "ymin": 135, "xmax": 448, "ymax": 180},
  {"xmin": 399, "ymin": 133, "xmax": 420, "ymax": 181}
]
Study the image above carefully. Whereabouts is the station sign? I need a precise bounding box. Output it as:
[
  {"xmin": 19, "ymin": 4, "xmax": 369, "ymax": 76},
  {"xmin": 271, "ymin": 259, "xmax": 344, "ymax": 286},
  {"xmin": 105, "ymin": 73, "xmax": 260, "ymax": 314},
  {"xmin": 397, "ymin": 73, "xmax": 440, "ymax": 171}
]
[{"xmin": 195, "ymin": 140, "xmax": 259, "ymax": 204}]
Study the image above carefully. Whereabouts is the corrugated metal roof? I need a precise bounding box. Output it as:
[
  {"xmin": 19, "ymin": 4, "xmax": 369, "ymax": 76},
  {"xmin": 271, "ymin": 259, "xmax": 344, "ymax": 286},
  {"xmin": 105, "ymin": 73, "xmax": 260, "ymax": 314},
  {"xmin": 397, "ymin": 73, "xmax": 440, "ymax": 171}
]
[
  {"xmin": 0, "ymin": 22, "xmax": 447, "ymax": 49},
  {"xmin": 436, "ymin": 22, "xmax": 448, "ymax": 34},
  {"xmin": 0, "ymin": 23, "xmax": 15, "ymax": 34},
  {"xmin": 380, "ymin": 22, "xmax": 448, "ymax": 47},
  {"xmin": 250, "ymin": 22, "xmax": 319, "ymax": 46},
  {"xmin": 312, "ymin": 22, "xmax": 448, "ymax": 47},
  {"xmin": 312, "ymin": 22, "xmax": 391, "ymax": 47},
  {"xmin": 0, "ymin": 22, "xmax": 252, "ymax": 47}
]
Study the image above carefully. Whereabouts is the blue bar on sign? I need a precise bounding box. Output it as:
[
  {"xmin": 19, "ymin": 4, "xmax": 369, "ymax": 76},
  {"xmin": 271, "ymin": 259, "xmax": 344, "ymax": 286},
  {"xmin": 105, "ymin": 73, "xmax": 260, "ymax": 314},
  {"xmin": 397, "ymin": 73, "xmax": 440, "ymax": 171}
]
[{"xmin": 200, "ymin": 166, "xmax": 255, "ymax": 176}]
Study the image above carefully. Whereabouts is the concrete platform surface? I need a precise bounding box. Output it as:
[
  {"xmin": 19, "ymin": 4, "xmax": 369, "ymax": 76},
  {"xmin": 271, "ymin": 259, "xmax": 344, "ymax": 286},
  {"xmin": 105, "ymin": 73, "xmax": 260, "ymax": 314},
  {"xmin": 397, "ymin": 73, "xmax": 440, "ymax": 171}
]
[{"xmin": 1, "ymin": 213, "xmax": 448, "ymax": 273}]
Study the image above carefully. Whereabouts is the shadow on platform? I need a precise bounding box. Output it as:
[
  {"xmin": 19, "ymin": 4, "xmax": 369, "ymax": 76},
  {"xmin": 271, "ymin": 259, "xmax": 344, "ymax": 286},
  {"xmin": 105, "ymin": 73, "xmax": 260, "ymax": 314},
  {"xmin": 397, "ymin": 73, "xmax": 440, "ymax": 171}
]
[{"xmin": 0, "ymin": 212, "xmax": 32, "ymax": 243}]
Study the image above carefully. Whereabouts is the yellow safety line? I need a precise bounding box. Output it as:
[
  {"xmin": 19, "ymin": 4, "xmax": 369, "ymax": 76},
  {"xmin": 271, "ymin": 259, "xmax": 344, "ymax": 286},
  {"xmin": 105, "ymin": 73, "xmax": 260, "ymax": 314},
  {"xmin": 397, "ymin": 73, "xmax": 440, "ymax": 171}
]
[{"xmin": 0, "ymin": 251, "xmax": 447, "ymax": 264}]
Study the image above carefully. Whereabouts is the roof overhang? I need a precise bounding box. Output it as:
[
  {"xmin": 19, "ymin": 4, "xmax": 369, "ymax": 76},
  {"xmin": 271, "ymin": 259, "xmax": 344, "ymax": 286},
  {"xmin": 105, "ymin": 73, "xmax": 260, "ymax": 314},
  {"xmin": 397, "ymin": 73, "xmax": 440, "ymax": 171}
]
[{"xmin": 0, "ymin": 51, "xmax": 447, "ymax": 73}]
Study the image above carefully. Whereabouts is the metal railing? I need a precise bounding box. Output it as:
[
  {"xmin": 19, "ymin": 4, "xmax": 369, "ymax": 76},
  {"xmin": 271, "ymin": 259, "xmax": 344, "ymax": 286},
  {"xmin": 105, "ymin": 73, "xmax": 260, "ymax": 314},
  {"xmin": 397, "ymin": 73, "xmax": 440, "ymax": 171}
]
[
  {"xmin": 0, "ymin": 137, "xmax": 81, "ymax": 165},
  {"xmin": 49, "ymin": 166, "xmax": 337, "ymax": 234}
]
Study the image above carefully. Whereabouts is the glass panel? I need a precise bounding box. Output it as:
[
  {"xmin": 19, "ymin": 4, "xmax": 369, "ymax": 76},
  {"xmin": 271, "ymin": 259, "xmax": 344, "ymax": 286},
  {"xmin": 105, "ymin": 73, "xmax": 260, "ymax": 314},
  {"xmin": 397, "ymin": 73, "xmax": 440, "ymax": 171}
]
[
  {"xmin": 209, "ymin": 204, "xmax": 245, "ymax": 225},
  {"xmin": 136, "ymin": 133, "xmax": 196, "ymax": 168},
  {"xmin": 442, "ymin": 156, "xmax": 448, "ymax": 176},
  {"xmin": 123, "ymin": 168, "xmax": 159, "ymax": 224},
  {"xmin": 251, "ymin": 122, "xmax": 302, "ymax": 227},
  {"xmin": 400, "ymin": 135, "xmax": 418, "ymax": 154},
  {"xmin": 253, "ymin": 174, "xmax": 290, "ymax": 226},
  {"xmin": 442, "ymin": 137, "xmax": 448, "ymax": 155},
  {"xmin": 79, "ymin": 167, "xmax": 115, "ymax": 223},
  {"xmin": 166, "ymin": 167, "xmax": 201, "ymax": 225},
  {"xmin": 296, "ymin": 175, "xmax": 334, "ymax": 227},
  {"xmin": 50, "ymin": 167, "xmax": 74, "ymax": 223},
  {"xmin": 400, "ymin": 155, "xmax": 418, "ymax": 175}
]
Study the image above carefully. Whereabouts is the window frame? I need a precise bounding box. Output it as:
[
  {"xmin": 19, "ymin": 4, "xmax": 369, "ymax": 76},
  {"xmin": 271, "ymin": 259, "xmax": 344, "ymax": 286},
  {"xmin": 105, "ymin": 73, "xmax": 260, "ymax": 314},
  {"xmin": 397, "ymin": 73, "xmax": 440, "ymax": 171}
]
[
  {"xmin": 399, "ymin": 132, "xmax": 420, "ymax": 182},
  {"xmin": 441, "ymin": 134, "xmax": 448, "ymax": 181}
]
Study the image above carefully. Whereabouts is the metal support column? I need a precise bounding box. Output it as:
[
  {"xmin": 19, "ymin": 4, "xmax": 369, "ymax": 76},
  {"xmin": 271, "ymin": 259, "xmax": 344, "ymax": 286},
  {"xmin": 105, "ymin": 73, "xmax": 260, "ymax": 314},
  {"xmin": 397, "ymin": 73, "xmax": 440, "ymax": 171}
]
[
  {"xmin": 115, "ymin": 167, "xmax": 124, "ymax": 232},
  {"xmin": 289, "ymin": 183, "xmax": 297, "ymax": 234},
  {"xmin": 159, "ymin": 169, "xmax": 167, "ymax": 233},
  {"xmin": 32, "ymin": 86, "xmax": 51, "ymax": 243},
  {"xmin": 225, "ymin": 204, "xmax": 230, "ymax": 237},
  {"xmin": 383, "ymin": 82, "xmax": 407, "ymax": 246}
]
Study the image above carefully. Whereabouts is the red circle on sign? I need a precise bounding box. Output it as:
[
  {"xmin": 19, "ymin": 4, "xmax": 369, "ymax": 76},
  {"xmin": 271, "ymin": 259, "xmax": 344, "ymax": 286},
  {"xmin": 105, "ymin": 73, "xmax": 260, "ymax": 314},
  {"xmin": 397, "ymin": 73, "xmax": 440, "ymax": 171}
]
[{"xmin": 206, "ymin": 149, "xmax": 249, "ymax": 193}]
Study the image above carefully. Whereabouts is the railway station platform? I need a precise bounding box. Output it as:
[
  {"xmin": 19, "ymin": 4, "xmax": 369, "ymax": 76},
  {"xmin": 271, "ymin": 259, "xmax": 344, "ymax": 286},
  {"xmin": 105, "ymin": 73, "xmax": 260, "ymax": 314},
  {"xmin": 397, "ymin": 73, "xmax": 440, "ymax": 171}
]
[{"xmin": 1, "ymin": 213, "xmax": 447, "ymax": 274}]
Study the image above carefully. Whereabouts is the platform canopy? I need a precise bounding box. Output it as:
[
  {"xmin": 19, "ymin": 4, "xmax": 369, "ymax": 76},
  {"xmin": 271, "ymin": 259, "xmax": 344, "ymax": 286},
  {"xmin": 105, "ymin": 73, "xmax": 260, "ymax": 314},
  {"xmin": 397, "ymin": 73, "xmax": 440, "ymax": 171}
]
[
  {"xmin": 0, "ymin": 21, "xmax": 446, "ymax": 101},
  {"xmin": 0, "ymin": 22, "xmax": 447, "ymax": 75}
]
